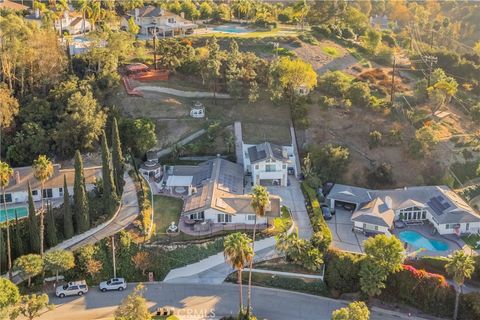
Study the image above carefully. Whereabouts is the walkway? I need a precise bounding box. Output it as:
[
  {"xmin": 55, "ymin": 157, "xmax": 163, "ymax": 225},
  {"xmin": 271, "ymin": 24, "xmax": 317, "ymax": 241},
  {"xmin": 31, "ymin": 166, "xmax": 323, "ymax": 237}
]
[
  {"xmin": 39, "ymin": 283, "xmax": 429, "ymax": 320},
  {"xmin": 137, "ymin": 86, "xmax": 231, "ymax": 99},
  {"xmin": 163, "ymin": 237, "xmax": 277, "ymax": 284},
  {"xmin": 244, "ymin": 268, "xmax": 323, "ymax": 280}
]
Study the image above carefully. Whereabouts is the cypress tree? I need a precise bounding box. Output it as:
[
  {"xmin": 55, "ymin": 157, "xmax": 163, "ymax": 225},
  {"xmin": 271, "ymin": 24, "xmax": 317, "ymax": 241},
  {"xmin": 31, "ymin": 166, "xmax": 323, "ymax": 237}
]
[
  {"xmin": 13, "ymin": 210, "xmax": 24, "ymax": 257},
  {"xmin": 63, "ymin": 175, "xmax": 74, "ymax": 239},
  {"xmin": 111, "ymin": 117, "xmax": 125, "ymax": 196},
  {"xmin": 27, "ymin": 182, "xmax": 40, "ymax": 253},
  {"xmin": 74, "ymin": 151, "xmax": 89, "ymax": 233},
  {"xmin": 45, "ymin": 203, "xmax": 58, "ymax": 248},
  {"xmin": 101, "ymin": 131, "xmax": 118, "ymax": 215}
]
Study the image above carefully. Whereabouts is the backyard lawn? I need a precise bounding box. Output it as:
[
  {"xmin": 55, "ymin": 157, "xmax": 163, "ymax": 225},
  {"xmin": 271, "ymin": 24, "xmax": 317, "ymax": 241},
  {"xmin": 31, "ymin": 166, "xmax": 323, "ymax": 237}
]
[{"xmin": 153, "ymin": 195, "xmax": 183, "ymax": 237}]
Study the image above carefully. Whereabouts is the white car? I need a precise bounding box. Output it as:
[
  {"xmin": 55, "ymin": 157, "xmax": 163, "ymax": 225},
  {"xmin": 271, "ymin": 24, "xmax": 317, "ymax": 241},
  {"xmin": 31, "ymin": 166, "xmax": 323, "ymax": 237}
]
[
  {"xmin": 56, "ymin": 281, "xmax": 88, "ymax": 298},
  {"xmin": 99, "ymin": 278, "xmax": 127, "ymax": 292}
]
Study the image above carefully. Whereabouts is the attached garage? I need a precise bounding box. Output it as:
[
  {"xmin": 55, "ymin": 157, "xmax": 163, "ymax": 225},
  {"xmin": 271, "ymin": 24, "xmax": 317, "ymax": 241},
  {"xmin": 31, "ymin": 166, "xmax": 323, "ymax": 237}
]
[{"xmin": 326, "ymin": 184, "xmax": 372, "ymax": 212}]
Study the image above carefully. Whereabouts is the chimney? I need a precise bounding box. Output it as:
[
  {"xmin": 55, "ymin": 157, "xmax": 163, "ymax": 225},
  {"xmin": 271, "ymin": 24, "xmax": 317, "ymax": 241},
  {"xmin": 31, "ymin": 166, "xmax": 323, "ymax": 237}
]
[{"xmin": 15, "ymin": 171, "xmax": 20, "ymax": 185}]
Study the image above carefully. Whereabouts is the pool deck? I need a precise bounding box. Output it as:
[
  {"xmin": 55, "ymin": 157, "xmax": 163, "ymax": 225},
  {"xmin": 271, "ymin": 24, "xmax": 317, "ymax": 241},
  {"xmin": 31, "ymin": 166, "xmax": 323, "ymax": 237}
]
[{"xmin": 392, "ymin": 224, "xmax": 468, "ymax": 257}]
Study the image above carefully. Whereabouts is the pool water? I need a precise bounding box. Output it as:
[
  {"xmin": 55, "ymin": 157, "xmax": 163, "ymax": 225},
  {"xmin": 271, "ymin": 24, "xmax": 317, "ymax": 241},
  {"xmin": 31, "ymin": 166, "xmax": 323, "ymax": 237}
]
[
  {"xmin": 398, "ymin": 230, "xmax": 449, "ymax": 252},
  {"xmin": 0, "ymin": 207, "xmax": 28, "ymax": 223},
  {"xmin": 212, "ymin": 25, "xmax": 252, "ymax": 34}
]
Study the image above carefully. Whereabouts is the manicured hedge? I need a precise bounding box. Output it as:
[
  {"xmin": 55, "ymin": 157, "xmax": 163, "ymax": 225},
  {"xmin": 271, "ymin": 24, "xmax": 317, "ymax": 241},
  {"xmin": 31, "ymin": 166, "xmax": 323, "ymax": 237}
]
[
  {"xmin": 459, "ymin": 292, "xmax": 480, "ymax": 320},
  {"xmin": 301, "ymin": 183, "xmax": 332, "ymax": 249},
  {"xmin": 382, "ymin": 264, "xmax": 455, "ymax": 318},
  {"xmin": 324, "ymin": 249, "xmax": 363, "ymax": 295}
]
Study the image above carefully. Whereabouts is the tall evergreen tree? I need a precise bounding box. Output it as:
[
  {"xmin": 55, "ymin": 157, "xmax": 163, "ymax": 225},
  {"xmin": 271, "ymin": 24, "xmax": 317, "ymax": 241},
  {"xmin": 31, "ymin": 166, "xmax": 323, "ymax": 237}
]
[
  {"xmin": 73, "ymin": 151, "xmax": 89, "ymax": 233},
  {"xmin": 27, "ymin": 182, "xmax": 40, "ymax": 253},
  {"xmin": 111, "ymin": 118, "xmax": 124, "ymax": 196},
  {"xmin": 45, "ymin": 203, "xmax": 58, "ymax": 248},
  {"xmin": 62, "ymin": 175, "xmax": 74, "ymax": 239},
  {"xmin": 101, "ymin": 131, "xmax": 118, "ymax": 215},
  {"xmin": 13, "ymin": 210, "xmax": 24, "ymax": 257}
]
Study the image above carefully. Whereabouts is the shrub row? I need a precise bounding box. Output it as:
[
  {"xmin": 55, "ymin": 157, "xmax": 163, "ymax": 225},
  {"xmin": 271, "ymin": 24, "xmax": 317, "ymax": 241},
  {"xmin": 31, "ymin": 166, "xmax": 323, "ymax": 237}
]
[
  {"xmin": 382, "ymin": 264, "xmax": 455, "ymax": 317},
  {"xmin": 324, "ymin": 249, "xmax": 363, "ymax": 295},
  {"xmin": 300, "ymin": 183, "xmax": 332, "ymax": 249}
]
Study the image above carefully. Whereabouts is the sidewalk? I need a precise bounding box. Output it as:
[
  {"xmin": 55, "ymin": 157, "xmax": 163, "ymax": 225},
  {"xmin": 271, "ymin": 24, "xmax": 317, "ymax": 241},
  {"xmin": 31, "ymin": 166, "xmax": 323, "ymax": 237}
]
[
  {"xmin": 163, "ymin": 237, "xmax": 277, "ymax": 284},
  {"xmin": 137, "ymin": 86, "xmax": 231, "ymax": 99}
]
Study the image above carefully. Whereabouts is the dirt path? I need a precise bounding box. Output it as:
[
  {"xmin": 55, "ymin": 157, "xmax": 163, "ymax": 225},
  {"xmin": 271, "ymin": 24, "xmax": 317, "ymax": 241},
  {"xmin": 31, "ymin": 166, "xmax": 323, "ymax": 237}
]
[{"xmin": 137, "ymin": 85, "xmax": 231, "ymax": 99}]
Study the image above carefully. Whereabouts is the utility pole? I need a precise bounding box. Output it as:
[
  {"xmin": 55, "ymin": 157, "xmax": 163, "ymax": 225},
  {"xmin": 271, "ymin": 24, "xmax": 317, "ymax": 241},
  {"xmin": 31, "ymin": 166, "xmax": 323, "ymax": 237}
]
[
  {"xmin": 390, "ymin": 56, "xmax": 396, "ymax": 104},
  {"xmin": 425, "ymin": 55, "xmax": 438, "ymax": 88},
  {"xmin": 111, "ymin": 236, "xmax": 116, "ymax": 278}
]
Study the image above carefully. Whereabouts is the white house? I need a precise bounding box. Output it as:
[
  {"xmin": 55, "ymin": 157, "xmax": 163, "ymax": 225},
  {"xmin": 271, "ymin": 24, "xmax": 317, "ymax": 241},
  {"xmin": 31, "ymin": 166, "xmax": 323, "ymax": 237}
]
[
  {"xmin": 327, "ymin": 184, "xmax": 480, "ymax": 236},
  {"xmin": 164, "ymin": 158, "xmax": 280, "ymax": 228},
  {"xmin": 120, "ymin": 6, "xmax": 197, "ymax": 37},
  {"xmin": 243, "ymin": 142, "xmax": 292, "ymax": 187},
  {"xmin": 2, "ymin": 164, "xmax": 101, "ymax": 205},
  {"xmin": 139, "ymin": 151, "xmax": 162, "ymax": 178},
  {"xmin": 26, "ymin": 7, "xmax": 91, "ymax": 35}
]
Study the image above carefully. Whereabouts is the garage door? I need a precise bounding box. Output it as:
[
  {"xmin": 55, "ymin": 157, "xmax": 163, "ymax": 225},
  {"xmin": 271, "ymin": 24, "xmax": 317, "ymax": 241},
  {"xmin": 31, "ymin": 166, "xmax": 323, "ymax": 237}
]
[{"xmin": 334, "ymin": 200, "xmax": 356, "ymax": 211}]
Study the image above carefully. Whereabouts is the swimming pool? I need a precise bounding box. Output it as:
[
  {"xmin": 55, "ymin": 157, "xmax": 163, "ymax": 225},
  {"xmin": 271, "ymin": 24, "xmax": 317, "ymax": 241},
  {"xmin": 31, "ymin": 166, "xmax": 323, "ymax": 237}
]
[
  {"xmin": 398, "ymin": 230, "xmax": 449, "ymax": 252},
  {"xmin": 0, "ymin": 207, "xmax": 28, "ymax": 223},
  {"xmin": 212, "ymin": 25, "xmax": 252, "ymax": 34}
]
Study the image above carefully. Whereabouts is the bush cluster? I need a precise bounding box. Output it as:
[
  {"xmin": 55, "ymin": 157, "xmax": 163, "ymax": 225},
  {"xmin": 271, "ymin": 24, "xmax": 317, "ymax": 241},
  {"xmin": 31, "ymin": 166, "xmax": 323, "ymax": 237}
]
[
  {"xmin": 324, "ymin": 250, "xmax": 363, "ymax": 295},
  {"xmin": 382, "ymin": 264, "xmax": 455, "ymax": 317},
  {"xmin": 300, "ymin": 183, "xmax": 332, "ymax": 250}
]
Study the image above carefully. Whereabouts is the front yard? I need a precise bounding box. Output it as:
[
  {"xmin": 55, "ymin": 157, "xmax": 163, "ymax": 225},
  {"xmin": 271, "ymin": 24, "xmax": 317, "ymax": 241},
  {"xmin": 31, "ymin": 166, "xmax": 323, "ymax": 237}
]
[{"xmin": 153, "ymin": 195, "xmax": 183, "ymax": 238}]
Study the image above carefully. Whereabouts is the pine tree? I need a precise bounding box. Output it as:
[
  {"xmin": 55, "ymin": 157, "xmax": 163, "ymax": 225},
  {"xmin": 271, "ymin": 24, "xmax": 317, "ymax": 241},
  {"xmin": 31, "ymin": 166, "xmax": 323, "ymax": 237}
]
[
  {"xmin": 62, "ymin": 175, "xmax": 74, "ymax": 239},
  {"xmin": 45, "ymin": 203, "xmax": 58, "ymax": 248},
  {"xmin": 27, "ymin": 182, "xmax": 40, "ymax": 253},
  {"xmin": 13, "ymin": 210, "xmax": 24, "ymax": 257},
  {"xmin": 73, "ymin": 151, "xmax": 89, "ymax": 233},
  {"xmin": 101, "ymin": 131, "xmax": 118, "ymax": 215},
  {"xmin": 111, "ymin": 118, "xmax": 125, "ymax": 196}
]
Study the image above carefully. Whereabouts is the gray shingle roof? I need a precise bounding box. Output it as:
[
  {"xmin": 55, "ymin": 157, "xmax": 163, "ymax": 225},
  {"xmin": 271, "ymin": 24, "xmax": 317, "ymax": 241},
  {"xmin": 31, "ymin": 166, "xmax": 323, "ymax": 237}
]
[{"xmin": 247, "ymin": 142, "xmax": 289, "ymax": 164}]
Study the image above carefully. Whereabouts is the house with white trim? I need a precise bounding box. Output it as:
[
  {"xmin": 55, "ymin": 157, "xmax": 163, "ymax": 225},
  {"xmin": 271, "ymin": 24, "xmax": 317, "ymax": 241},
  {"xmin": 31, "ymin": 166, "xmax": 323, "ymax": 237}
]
[
  {"xmin": 120, "ymin": 6, "xmax": 197, "ymax": 37},
  {"xmin": 326, "ymin": 184, "xmax": 480, "ymax": 236},
  {"xmin": 2, "ymin": 164, "xmax": 101, "ymax": 205},
  {"xmin": 243, "ymin": 142, "xmax": 294, "ymax": 187}
]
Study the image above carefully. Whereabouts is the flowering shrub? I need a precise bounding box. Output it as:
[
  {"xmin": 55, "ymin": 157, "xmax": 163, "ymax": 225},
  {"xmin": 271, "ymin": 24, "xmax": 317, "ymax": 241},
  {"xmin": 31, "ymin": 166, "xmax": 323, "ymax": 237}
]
[{"xmin": 382, "ymin": 264, "xmax": 455, "ymax": 317}]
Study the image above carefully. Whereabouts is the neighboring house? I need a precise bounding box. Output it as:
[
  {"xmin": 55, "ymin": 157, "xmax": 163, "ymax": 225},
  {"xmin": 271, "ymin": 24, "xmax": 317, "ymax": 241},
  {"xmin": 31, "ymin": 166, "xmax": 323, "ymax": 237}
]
[
  {"xmin": 1, "ymin": 164, "xmax": 102, "ymax": 205},
  {"xmin": 120, "ymin": 5, "xmax": 197, "ymax": 37},
  {"xmin": 25, "ymin": 7, "xmax": 91, "ymax": 35},
  {"xmin": 243, "ymin": 142, "xmax": 293, "ymax": 187},
  {"xmin": 327, "ymin": 184, "xmax": 480, "ymax": 236},
  {"xmin": 162, "ymin": 157, "xmax": 280, "ymax": 226},
  {"xmin": 0, "ymin": 0, "xmax": 28, "ymax": 11}
]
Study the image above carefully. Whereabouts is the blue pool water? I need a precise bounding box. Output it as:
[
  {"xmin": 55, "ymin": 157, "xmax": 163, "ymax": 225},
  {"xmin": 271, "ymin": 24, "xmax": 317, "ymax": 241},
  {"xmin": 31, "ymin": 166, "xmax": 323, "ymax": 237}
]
[
  {"xmin": 398, "ymin": 230, "xmax": 449, "ymax": 252},
  {"xmin": 0, "ymin": 207, "xmax": 28, "ymax": 223},
  {"xmin": 212, "ymin": 25, "xmax": 252, "ymax": 34}
]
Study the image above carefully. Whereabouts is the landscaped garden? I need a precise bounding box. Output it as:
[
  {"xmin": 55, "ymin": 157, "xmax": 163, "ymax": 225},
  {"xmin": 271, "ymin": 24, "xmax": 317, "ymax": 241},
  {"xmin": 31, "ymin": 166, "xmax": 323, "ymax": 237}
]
[{"xmin": 153, "ymin": 195, "xmax": 184, "ymax": 238}]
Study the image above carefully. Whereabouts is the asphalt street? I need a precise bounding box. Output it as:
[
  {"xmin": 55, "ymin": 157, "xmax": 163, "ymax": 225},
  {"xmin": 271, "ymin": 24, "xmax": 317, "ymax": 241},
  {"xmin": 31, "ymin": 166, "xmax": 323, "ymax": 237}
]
[{"xmin": 38, "ymin": 283, "xmax": 423, "ymax": 320}]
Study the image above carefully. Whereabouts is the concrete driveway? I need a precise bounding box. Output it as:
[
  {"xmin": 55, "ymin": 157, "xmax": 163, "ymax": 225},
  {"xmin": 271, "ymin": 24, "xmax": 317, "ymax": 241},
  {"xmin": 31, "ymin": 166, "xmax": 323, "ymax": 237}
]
[
  {"xmin": 265, "ymin": 177, "xmax": 313, "ymax": 239},
  {"xmin": 326, "ymin": 208, "xmax": 366, "ymax": 253}
]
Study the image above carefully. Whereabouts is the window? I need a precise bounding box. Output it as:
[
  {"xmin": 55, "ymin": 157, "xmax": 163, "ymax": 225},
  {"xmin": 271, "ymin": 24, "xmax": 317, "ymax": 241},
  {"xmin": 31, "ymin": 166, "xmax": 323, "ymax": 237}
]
[
  {"xmin": 217, "ymin": 214, "xmax": 232, "ymax": 223},
  {"xmin": 466, "ymin": 223, "xmax": 470, "ymax": 231},
  {"xmin": 0, "ymin": 194, "xmax": 12, "ymax": 204},
  {"xmin": 43, "ymin": 188, "xmax": 53, "ymax": 199},
  {"xmin": 375, "ymin": 225, "xmax": 378, "ymax": 231},
  {"xmin": 167, "ymin": 18, "xmax": 176, "ymax": 23},
  {"xmin": 282, "ymin": 164, "xmax": 286, "ymax": 169},
  {"xmin": 32, "ymin": 190, "xmax": 38, "ymax": 196},
  {"xmin": 59, "ymin": 187, "xmax": 63, "ymax": 196},
  {"xmin": 247, "ymin": 215, "xmax": 256, "ymax": 221},
  {"xmin": 255, "ymin": 165, "xmax": 259, "ymax": 170},
  {"xmin": 266, "ymin": 164, "xmax": 276, "ymax": 172},
  {"xmin": 363, "ymin": 223, "xmax": 366, "ymax": 229}
]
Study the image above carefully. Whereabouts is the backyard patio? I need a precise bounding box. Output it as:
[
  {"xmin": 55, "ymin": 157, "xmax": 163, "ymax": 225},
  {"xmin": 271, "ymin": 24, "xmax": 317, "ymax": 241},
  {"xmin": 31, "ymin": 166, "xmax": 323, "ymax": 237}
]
[{"xmin": 178, "ymin": 216, "xmax": 268, "ymax": 236}]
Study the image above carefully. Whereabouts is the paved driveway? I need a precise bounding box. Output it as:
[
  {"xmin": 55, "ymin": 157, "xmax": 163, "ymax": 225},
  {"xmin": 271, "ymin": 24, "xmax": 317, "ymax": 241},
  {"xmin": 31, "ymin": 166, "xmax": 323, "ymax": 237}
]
[
  {"xmin": 265, "ymin": 178, "xmax": 312, "ymax": 239},
  {"xmin": 326, "ymin": 208, "xmax": 366, "ymax": 253}
]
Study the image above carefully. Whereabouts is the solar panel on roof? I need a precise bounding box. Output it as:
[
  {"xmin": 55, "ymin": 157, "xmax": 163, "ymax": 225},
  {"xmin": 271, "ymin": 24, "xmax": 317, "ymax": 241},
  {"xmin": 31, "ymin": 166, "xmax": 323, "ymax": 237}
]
[{"xmin": 427, "ymin": 198, "xmax": 445, "ymax": 215}]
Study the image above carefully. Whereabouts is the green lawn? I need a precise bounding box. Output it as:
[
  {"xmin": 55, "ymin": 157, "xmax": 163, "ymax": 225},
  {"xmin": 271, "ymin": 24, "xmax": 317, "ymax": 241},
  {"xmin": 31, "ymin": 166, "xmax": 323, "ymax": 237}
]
[
  {"xmin": 153, "ymin": 195, "xmax": 183, "ymax": 237},
  {"xmin": 242, "ymin": 122, "xmax": 292, "ymax": 145},
  {"xmin": 321, "ymin": 46, "xmax": 342, "ymax": 58}
]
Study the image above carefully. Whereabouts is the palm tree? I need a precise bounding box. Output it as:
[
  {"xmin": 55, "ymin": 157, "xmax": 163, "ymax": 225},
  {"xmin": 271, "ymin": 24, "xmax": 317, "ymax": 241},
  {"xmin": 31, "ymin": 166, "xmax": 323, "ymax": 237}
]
[
  {"xmin": 224, "ymin": 232, "xmax": 253, "ymax": 315},
  {"xmin": 32, "ymin": 155, "xmax": 54, "ymax": 256},
  {"xmin": 0, "ymin": 161, "xmax": 14, "ymax": 279},
  {"xmin": 54, "ymin": 0, "xmax": 69, "ymax": 38},
  {"xmin": 87, "ymin": 0, "xmax": 106, "ymax": 31},
  {"xmin": 246, "ymin": 185, "xmax": 270, "ymax": 318},
  {"xmin": 76, "ymin": 0, "xmax": 90, "ymax": 34},
  {"xmin": 445, "ymin": 250, "xmax": 475, "ymax": 320}
]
